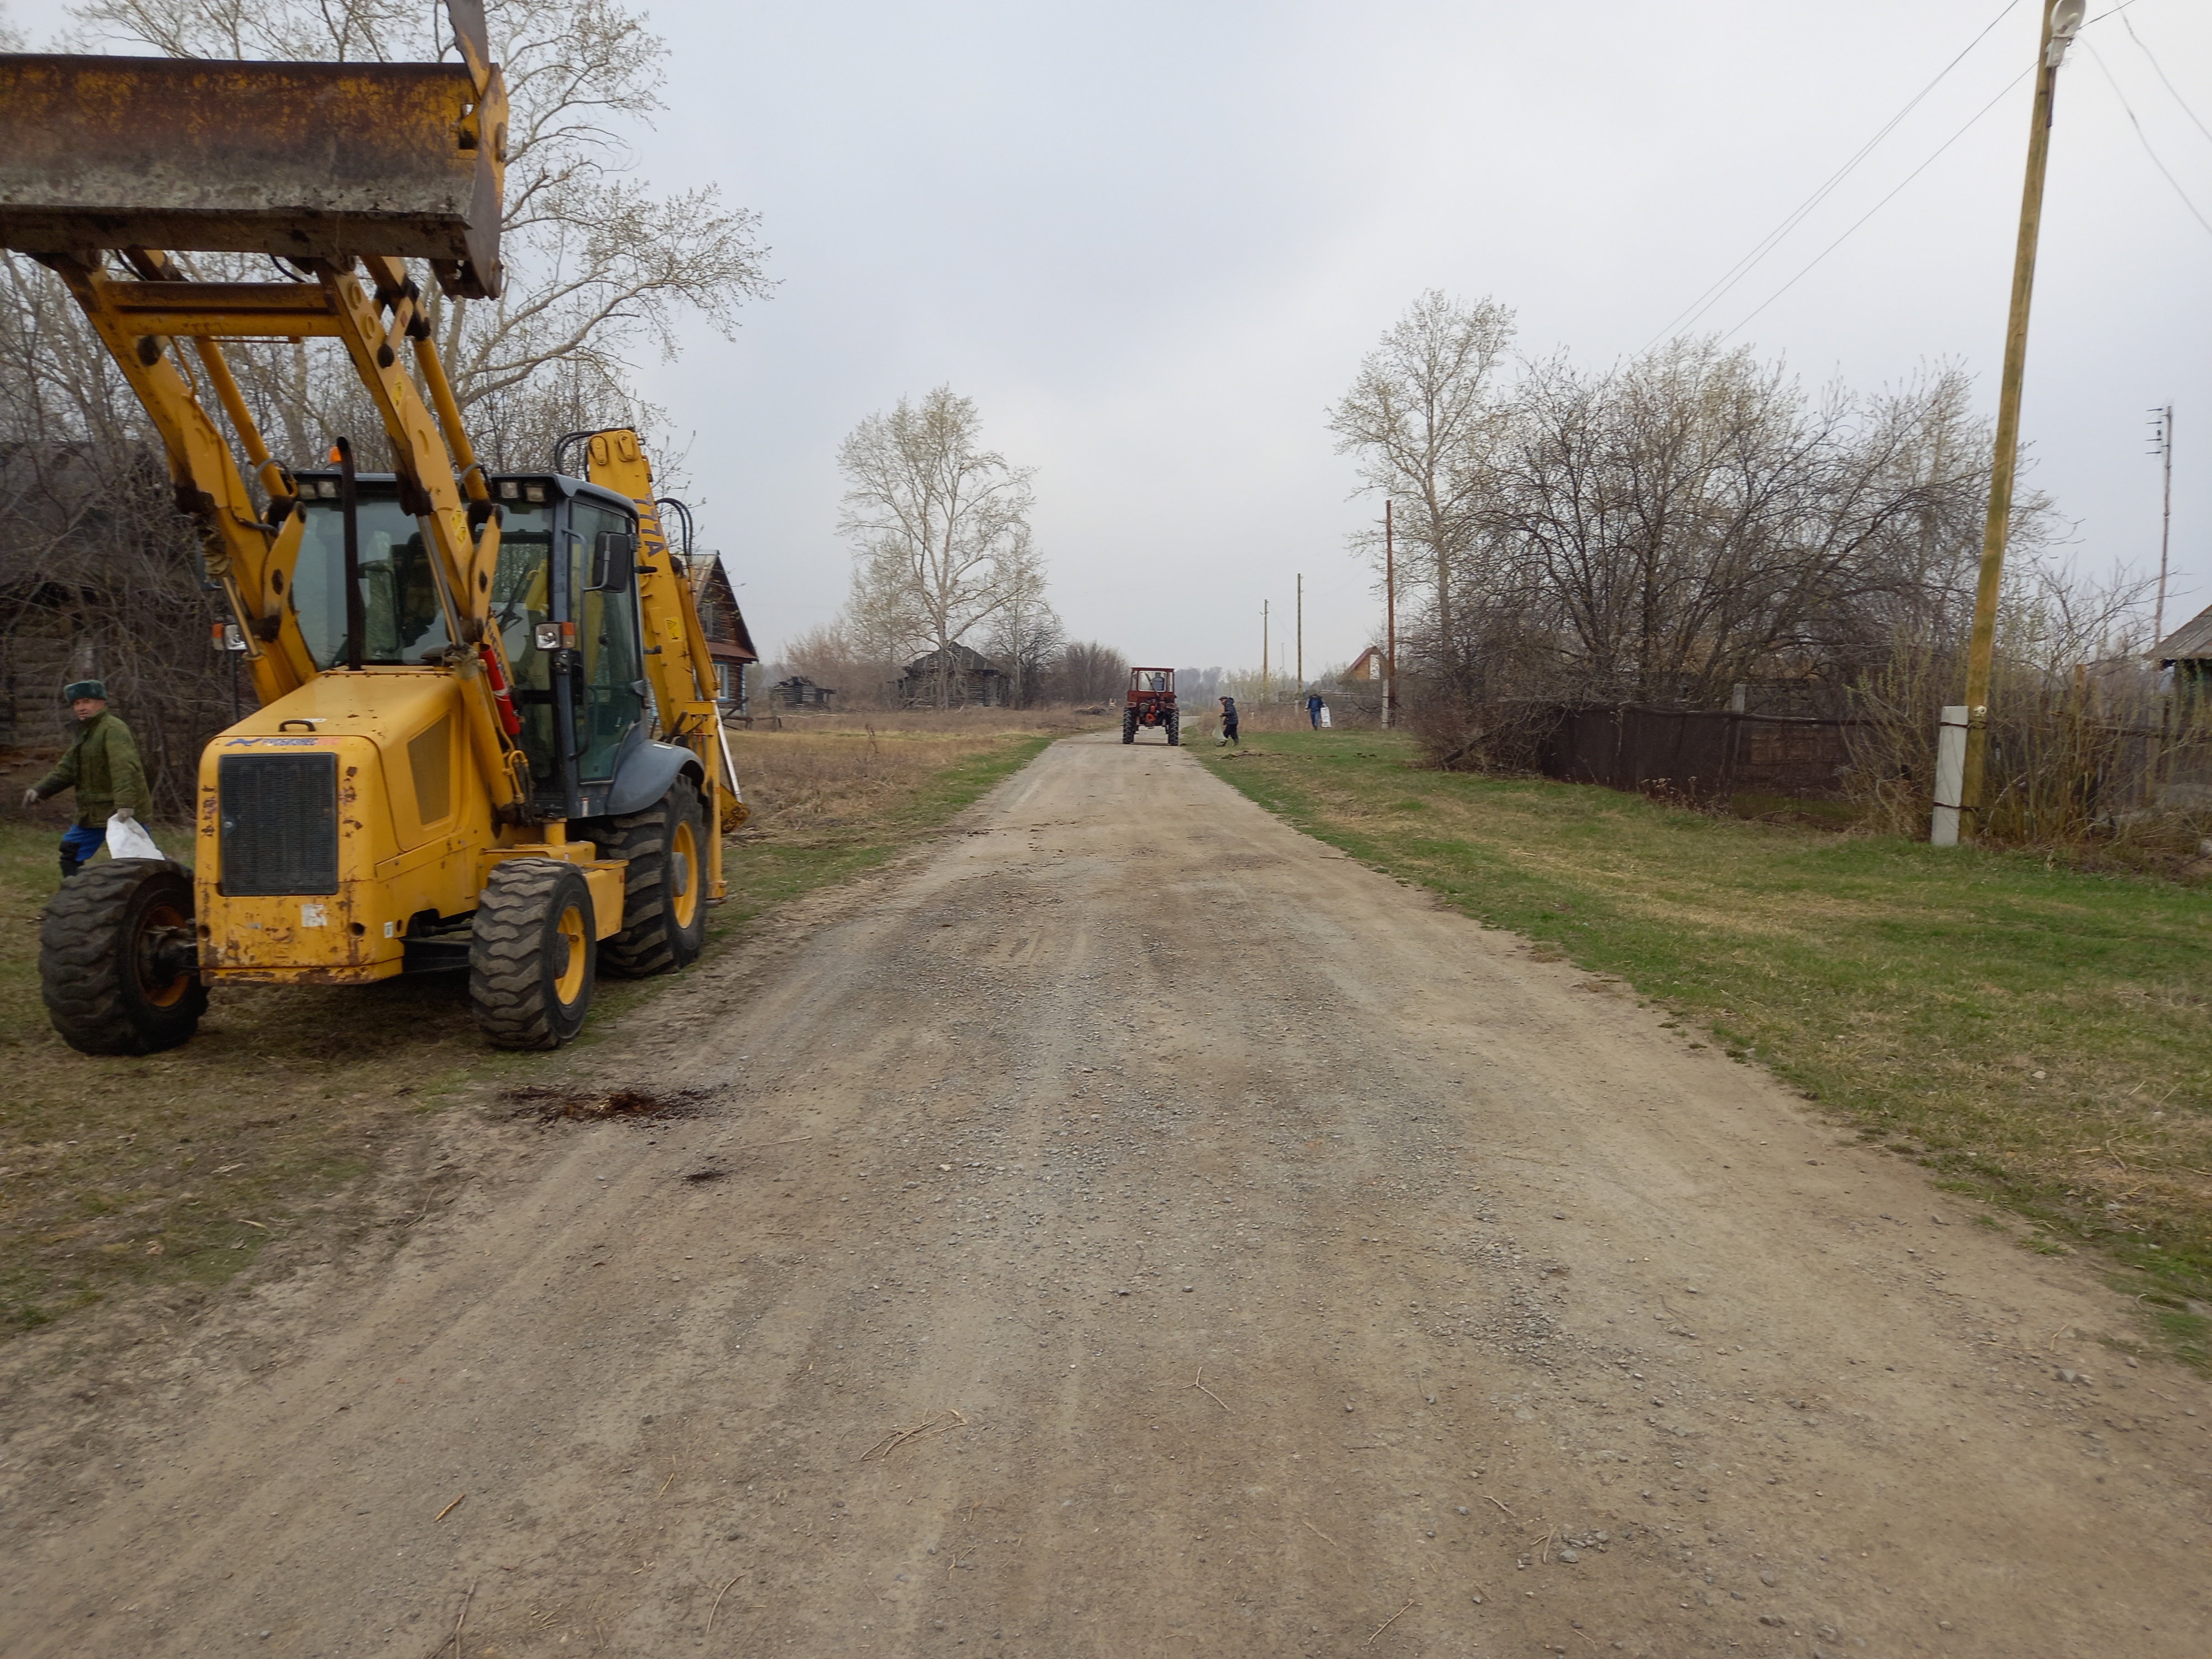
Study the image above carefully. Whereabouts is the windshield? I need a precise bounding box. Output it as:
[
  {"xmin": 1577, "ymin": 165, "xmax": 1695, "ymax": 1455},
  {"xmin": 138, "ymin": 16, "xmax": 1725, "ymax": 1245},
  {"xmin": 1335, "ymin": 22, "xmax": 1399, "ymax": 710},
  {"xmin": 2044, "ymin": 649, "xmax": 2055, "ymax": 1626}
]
[
  {"xmin": 288, "ymin": 490, "xmax": 636, "ymax": 788},
  {"xmin": 291, "ymin": 494, "xmax": 451, "ymax": 666}
]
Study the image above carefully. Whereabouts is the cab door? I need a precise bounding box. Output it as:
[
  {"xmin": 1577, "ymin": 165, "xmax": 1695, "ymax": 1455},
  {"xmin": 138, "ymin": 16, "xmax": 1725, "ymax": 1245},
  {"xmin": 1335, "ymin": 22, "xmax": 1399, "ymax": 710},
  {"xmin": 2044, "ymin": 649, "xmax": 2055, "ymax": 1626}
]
[{"xmin": 564, "ymin": 499, "xmax": 646, "ymax": 784}]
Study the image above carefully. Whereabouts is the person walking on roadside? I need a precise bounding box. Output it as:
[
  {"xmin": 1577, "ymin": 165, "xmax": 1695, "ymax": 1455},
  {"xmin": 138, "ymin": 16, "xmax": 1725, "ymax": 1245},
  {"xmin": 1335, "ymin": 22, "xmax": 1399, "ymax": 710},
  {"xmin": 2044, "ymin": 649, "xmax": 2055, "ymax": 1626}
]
[
  {"xmin": 1216, "ymin": 695, "xmax": 1240, "ymax": 749},
  {"xmin": 23, "ymin": 680, "xmax": 148, "ymax": 884},
  {"xmin": 1306, "ymin": 690, "xmax": 1323, "ymax": 729}
]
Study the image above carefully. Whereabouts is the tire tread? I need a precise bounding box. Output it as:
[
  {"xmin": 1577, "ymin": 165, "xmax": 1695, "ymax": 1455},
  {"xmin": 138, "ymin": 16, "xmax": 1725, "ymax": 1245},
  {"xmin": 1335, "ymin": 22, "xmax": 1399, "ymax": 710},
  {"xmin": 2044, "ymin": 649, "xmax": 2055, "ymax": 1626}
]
[
  {"xmin": 468, "ymin": 859, "xmax": 593, "ymax": 1050},
  {"xmin": 38, "ymin": 860, "xmax": 205, "ymax": 1055}
]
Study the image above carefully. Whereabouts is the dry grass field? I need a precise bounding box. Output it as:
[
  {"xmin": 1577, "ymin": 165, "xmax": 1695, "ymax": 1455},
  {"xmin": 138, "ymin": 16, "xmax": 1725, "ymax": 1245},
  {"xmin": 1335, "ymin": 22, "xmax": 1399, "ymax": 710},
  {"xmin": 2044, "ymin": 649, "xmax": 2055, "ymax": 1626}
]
[{"xmin": 727, "ymin": 708, "xmax": 1105, "ymax": 846}]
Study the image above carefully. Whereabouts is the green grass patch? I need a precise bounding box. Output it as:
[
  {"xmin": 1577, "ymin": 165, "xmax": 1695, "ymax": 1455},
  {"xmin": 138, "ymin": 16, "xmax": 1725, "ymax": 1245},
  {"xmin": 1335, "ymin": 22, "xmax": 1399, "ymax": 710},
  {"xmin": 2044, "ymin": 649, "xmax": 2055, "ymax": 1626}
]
[{"xmin": 1201, "ymin": 731, "xmax": 2212, "ymax": 1367}]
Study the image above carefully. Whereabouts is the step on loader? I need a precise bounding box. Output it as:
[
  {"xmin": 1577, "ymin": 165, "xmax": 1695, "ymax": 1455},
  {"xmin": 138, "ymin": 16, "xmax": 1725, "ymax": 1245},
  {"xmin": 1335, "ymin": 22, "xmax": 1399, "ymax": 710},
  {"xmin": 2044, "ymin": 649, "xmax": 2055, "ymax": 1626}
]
[{"xmin": 3, "ymin": 3, "xmax": 748, "ymax": 1054}]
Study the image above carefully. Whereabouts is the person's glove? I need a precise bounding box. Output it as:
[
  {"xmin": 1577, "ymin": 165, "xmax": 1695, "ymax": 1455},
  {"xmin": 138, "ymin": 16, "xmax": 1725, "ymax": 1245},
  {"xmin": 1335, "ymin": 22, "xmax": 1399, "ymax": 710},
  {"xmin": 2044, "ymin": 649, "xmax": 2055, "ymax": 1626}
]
[
  {"xmin": 112, "ymin": 806, "xmax": 134, "ymax": 823},
  {"xmin": 20, "ymin": 787, "xmax": 38, "ymax": 810}
]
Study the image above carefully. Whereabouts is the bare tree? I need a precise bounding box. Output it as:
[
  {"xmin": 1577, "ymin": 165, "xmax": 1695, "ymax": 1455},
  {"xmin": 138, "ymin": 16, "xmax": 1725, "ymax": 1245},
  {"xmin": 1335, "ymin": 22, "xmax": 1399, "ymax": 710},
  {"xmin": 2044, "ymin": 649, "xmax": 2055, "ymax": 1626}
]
[
  {"xmin": 1044, "ymin": 641, "xmax": 1127, "ymax": 706},
  {"xmin": 984, "ymin": 553, "xmax": 1063, "ymax": 707},
  {"xmin": 1, "ymin": 258, "xmax": 234, "ymax": 809},
  {"xmin": 1328, "ymin": 290, "xmax": 1516, "ymax": 673},
  {"xmin": 66, "ymin": 0, "xmax": 774, "ymax": 468},
  {"xmin": 6, "ymin": 0, "xmax": 771, "ymax": 806},
  {"xmin": 1488, "ymin": 344, "xmax": 2017, "ymax": 707},
  {"xmin": 836, "ymin": 387, "xmax": 1043, "ymax": 708}
]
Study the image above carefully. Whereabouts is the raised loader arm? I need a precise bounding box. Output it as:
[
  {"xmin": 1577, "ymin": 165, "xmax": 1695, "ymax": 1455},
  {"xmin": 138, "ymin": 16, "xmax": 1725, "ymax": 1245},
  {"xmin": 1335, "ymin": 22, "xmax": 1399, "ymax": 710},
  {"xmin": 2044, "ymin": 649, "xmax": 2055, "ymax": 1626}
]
[{"xmin": 0, "ymin": 4, "xmax": 530, "ymax": 817}]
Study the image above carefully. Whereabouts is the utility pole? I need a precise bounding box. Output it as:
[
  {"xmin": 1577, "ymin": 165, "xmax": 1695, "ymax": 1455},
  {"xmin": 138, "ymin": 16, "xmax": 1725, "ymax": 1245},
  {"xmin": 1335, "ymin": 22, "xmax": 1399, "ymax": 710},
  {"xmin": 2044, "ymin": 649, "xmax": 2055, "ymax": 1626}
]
[
  {"xmin": 1957, "ymin": 0, "xmax": 2084, "ymax": 841},
  {"xmin": 2151, "ymin": 405, "xmax": 2174, "ymax": 650},
  {"xmin": 1262, "ymin": 600, "xmax": 1269, "ymax": 702},
  {"xmin": 1383, "ymin": 499, "xmax": 1397, "ymax": 730},
  {"xmin": 1296, "ymin": 572, "xmax": 1303, "ymax": 691}
]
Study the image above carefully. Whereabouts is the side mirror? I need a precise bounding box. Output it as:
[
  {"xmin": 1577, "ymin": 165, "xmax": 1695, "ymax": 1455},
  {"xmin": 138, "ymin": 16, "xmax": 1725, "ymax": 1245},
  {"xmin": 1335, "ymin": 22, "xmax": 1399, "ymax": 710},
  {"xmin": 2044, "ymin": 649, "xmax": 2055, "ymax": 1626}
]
[{"xmin": 588, "ymin": 529, "xmax": 637, "ymax": 592}]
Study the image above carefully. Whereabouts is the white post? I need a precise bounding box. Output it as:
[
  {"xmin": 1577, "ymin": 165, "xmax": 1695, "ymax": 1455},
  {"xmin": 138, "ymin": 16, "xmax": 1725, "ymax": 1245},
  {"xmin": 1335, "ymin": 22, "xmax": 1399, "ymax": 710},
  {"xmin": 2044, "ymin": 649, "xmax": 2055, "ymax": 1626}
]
[{"xmin": 1931, "ymin": 705, "xmax": 1968, "ymax": 847}]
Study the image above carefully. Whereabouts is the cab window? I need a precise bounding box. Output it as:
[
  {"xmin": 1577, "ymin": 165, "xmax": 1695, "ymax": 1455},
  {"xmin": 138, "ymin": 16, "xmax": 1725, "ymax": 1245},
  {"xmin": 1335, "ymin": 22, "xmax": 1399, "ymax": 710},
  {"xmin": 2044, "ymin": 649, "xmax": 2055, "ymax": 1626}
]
[
  {"xmin": 566, "ymin": 501, "xmax": 644, "ymax": 781},
  {"xmin": 486, "ymin": 505, "xmax": 555, "ymax": 781}
]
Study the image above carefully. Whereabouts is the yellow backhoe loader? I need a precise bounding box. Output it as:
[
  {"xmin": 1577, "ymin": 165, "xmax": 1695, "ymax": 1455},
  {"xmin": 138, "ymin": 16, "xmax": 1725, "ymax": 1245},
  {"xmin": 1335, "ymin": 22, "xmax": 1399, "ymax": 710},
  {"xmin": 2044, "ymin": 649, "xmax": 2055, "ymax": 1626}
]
[{"xmin": 2, "ymin": 3, "xmax": 748, "ymax": 1053}]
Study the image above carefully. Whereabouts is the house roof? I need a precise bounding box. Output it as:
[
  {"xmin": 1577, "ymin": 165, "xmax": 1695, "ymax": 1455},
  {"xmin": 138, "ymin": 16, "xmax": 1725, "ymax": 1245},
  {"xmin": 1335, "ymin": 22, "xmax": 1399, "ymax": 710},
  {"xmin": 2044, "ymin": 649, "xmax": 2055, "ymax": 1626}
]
[
  {"xmin": 902, "ymin": 643, "xmax": 1001, "ymax": 675},
  {"xmin": 688, "ymin": 554, "xmax": 759, "ymax": 663},
  {"xmin": 2157, "ymin": 602, "xmax": 2212, "ymax": 665}
]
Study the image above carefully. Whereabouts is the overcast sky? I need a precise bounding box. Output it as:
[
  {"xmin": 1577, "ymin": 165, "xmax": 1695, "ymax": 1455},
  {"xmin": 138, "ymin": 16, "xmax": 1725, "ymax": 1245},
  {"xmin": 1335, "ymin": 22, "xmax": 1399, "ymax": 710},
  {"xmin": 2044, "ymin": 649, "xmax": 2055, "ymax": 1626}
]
[{"xmin": 9, "ymin": 0, "xmax": 2210, "ymax": 675}]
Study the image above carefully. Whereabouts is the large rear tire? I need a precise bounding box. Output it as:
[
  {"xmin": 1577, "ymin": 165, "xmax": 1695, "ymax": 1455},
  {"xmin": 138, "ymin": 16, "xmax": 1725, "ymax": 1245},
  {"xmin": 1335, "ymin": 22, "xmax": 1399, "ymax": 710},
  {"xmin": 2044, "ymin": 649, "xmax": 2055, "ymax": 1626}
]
[
  {"xmin": 1166, "ymin": 710, "xmax": 1180, "ymax": 746},
  {"xmin": 1122, "ymin": 709, "xmax": 1137, "ymax": 744},
  {"xmin": 469, "ymin": 859, "xmax": 596, "ymax": 1050},
  {"xmin": 589, "ymin": 782, "xmax": 709, "ymax": 978},
  {"xmin": 39, "ymin": 859, "xmax": 205, "ymax": 1055}
]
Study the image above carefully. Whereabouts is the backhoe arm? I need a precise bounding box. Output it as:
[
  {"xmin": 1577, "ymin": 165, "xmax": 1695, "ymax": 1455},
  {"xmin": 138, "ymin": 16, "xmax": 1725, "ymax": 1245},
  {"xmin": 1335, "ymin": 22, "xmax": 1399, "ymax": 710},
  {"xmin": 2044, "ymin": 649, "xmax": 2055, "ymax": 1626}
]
[{"xmin": 583, "ymin": 429, "xmax": 749, "ymax": 895}]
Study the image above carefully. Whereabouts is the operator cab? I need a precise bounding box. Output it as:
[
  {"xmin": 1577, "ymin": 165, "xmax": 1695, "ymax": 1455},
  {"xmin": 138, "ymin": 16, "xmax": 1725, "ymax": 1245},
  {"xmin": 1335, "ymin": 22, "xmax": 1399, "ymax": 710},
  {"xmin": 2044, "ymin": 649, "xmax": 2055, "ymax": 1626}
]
[{"xmin": 286, "ymin": 470, "xmax": 654, "ymax": 820}]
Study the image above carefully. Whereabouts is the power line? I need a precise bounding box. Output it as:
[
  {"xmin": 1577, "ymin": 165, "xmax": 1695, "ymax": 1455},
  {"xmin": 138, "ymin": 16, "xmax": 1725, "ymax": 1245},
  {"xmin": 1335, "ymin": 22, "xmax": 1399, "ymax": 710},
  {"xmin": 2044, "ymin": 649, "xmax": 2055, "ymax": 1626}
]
[
  {"xmin": 1642, "ymin": 0, "xmax": 2023, "ymax": 349},
  {"xmin": 2120, "ymin": 12, "xmax": 2212, "ymax": 149},
  {"xmin": 1721, "ymin": 66, "xmax": 2032, "ymax": 341},
  {"xmin": 2085, "ymin": 40, "xmax": 2212, "ymax": 237}
]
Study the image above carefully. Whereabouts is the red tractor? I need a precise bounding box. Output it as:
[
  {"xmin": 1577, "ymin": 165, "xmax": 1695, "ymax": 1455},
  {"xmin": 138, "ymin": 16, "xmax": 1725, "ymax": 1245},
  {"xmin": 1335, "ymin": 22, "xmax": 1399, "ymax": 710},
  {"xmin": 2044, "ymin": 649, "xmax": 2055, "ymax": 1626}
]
[{"xmin": 1123, "ymin": 667, "xmax": 1179, "ymax": 745}]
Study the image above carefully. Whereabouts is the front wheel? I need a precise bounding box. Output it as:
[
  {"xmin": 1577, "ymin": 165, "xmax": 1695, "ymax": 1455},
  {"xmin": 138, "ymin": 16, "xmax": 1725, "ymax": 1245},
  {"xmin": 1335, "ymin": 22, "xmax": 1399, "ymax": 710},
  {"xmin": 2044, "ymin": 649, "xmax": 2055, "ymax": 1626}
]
[
  {"xmin": 469, "ymin": 859, "xmax": 597, "ymax": 1050},
  {"xmin": 40, "ymin": 859, "xmax": 205, "ymax": 1055},
  {"xmin": 1166, "ymin": 711, "xmax": 1180, "ymax": 746},
  {"xmin": 1122, "ymin": 710, "xmax": 1137, "ymax": 744}
]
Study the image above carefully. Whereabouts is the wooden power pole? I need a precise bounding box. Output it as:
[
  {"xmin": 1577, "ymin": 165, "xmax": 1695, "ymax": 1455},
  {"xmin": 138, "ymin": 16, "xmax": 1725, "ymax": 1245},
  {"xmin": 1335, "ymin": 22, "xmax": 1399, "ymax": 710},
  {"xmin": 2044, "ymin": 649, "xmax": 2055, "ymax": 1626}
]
[
  {"xmin": 2152, "ymin": 404, "xmax": 2174, "ymax": 650},
  {"xmin": 1261, "ymin": 600, "xmax": 1269, "ymax": 702},
  {"xmin": 1958, "ymin": 0, "xmax": 2081, "ymax": 839},
  {"xmin": 1296, "ymin": 572, "xmax": 1303, "ymax": 690},
  {"xmin": 1384, "ymin": 499, "xmax": 1396, "ymax": 730}
]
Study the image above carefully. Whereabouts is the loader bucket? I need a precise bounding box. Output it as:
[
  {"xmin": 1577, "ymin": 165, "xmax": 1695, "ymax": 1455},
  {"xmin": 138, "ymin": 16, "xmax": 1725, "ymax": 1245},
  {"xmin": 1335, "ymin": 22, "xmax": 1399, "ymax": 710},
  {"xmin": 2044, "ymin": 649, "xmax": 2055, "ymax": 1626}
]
[{"xmin": 0, "ymin": 55, "xmax": 504, "ymax": 296}]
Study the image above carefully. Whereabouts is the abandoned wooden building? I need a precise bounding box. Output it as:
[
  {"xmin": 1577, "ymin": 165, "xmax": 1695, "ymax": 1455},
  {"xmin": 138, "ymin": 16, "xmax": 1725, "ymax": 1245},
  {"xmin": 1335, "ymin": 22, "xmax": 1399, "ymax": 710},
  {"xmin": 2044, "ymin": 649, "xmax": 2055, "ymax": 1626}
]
[
  {"xmin": 2158, "ymin": 603, "xmax": 2212, "ymax": 693},
  {"xmin": 896, "ymin": 644, "xmax": 1009, "ymax": 708},
  {"xmin": 2156, "ymin": 604, "xmax": 2212, "ymax": 807},
  {"xmin": 686, "ymin": 553, "xmax": 759, "ymax": 716},
  {"xmin": 1, "ymin": 444, "xmax": 222, "ymax": 799},
  {"xmin": 768, "ymin": 676, "xmax": 835, "ymax": 711}
]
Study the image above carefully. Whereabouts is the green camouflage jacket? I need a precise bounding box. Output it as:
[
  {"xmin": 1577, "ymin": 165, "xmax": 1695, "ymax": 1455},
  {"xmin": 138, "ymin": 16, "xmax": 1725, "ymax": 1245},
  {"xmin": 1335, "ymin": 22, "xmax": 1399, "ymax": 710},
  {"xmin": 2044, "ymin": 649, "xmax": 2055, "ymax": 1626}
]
[{"xmin": 33, "ymin": 709, "xmax": 149, "ymax": 828}]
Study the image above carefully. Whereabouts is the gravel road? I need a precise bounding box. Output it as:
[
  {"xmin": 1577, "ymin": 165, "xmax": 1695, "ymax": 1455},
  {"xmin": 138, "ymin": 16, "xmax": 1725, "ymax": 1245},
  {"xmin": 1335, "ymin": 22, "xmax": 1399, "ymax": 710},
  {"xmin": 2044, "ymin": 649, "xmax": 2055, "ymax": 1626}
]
[{"xmin": 7, "ymin": 731, "xmax": 2209, "ymax": 1657}]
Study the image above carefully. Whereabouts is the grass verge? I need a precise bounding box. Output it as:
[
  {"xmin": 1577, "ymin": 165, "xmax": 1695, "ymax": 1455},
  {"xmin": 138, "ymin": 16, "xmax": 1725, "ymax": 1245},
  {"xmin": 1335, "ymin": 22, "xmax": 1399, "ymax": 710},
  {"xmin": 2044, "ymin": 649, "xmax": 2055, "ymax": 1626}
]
[
  {"xmin": 0, "ymin": 716, "xmax": 1078, "ymax": 1338},
  {"xmin": 1199, "ymin": 730, "xmax": 2212, "ymax": 1367}
]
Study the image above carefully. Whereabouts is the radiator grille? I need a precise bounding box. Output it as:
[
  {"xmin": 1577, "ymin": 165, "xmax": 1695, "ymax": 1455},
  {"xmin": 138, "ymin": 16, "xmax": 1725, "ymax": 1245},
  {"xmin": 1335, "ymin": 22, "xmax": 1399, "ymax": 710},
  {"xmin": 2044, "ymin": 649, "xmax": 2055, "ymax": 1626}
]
[{"xmin": 218, "ymin": 752, "xmax": 339, "ymax": 895}]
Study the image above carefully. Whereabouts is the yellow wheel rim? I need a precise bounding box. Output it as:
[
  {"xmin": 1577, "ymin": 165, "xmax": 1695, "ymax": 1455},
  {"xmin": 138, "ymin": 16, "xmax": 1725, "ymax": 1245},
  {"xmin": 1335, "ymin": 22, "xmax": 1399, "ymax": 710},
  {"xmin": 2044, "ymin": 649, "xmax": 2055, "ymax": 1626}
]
[
  {"xmin": 670, "ymin": 818, "xmax": 700, "ymax": 931},
  {"xmin": 138, "ymin": 901, "xmax": 190, "ymax": 1008},
  {"xmin": 553, "ymin": 902, "xmax": 587, "ymax": 1003}
]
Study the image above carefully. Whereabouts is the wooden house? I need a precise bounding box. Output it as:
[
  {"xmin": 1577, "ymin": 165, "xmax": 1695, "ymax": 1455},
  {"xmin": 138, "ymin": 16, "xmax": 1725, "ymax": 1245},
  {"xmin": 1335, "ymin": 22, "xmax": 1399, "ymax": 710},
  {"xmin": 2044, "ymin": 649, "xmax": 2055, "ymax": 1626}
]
[
  {"xmin": 896, "ymin": 644, "xmax": 1009, "ymax": 708},
  {"xmin": 686, "ymin": 554, "xmax": 759, "ymax": 714},
  {"xmin": 1343, "ymin": 645, "xmax": 1389, "ymax": 686},
  {"xmin": 2157, "ymin": 604, "xmax": 2212, "ymax": 692},
  {"xmin": 769, "ymin": 676, "xmax": 835, "ymax": 711}
]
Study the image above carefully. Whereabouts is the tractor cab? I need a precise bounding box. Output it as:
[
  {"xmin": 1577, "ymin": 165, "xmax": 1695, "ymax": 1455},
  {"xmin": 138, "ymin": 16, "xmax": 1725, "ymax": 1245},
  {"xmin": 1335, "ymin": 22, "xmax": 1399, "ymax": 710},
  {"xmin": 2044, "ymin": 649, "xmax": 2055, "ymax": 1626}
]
[
  {"xmin": 287, "ymin": 468, "xmax": 667, "ymax": 823},
  {"xmin": 1123, "ymin": 666, "xmax": 1180, "ymax": 745}
]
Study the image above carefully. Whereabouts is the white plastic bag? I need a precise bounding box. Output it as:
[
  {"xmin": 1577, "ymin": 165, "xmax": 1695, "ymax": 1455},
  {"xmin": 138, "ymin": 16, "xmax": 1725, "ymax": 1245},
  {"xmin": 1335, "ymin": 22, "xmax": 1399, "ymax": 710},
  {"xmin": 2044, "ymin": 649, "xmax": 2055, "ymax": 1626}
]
[
  {"xmin": 105, "ymin": 812, "xmax": 163, "ymax": 862},
  {"xmin": 1318, "ymin": 706, "xmax": 1332, "ymax": 728}
]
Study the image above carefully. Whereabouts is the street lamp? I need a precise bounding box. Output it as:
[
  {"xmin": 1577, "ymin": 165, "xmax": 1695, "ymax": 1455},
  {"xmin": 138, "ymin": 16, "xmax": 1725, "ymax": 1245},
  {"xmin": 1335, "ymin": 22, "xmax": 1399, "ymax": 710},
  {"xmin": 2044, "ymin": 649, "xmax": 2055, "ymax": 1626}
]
[{"xmin": 1944, "ymin": 0, "xmax": 2086, "ymax": 846}]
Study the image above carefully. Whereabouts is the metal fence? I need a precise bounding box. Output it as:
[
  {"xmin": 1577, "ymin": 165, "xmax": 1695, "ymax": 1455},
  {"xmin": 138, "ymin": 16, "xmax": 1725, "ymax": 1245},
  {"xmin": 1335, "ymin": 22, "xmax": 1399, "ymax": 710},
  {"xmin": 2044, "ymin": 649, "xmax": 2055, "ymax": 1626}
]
[{"xmin": 1533, "ymin": 705, "xmax": 1861, "ymax": 800}]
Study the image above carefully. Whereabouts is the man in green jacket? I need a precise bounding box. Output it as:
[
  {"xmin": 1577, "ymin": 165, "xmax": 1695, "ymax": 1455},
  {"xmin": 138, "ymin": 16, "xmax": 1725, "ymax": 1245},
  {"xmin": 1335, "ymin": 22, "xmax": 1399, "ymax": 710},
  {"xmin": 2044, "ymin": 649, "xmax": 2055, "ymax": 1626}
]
[{"xmin": 23, "ymin": 680, "xmax": 149, "ymax": 883}]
